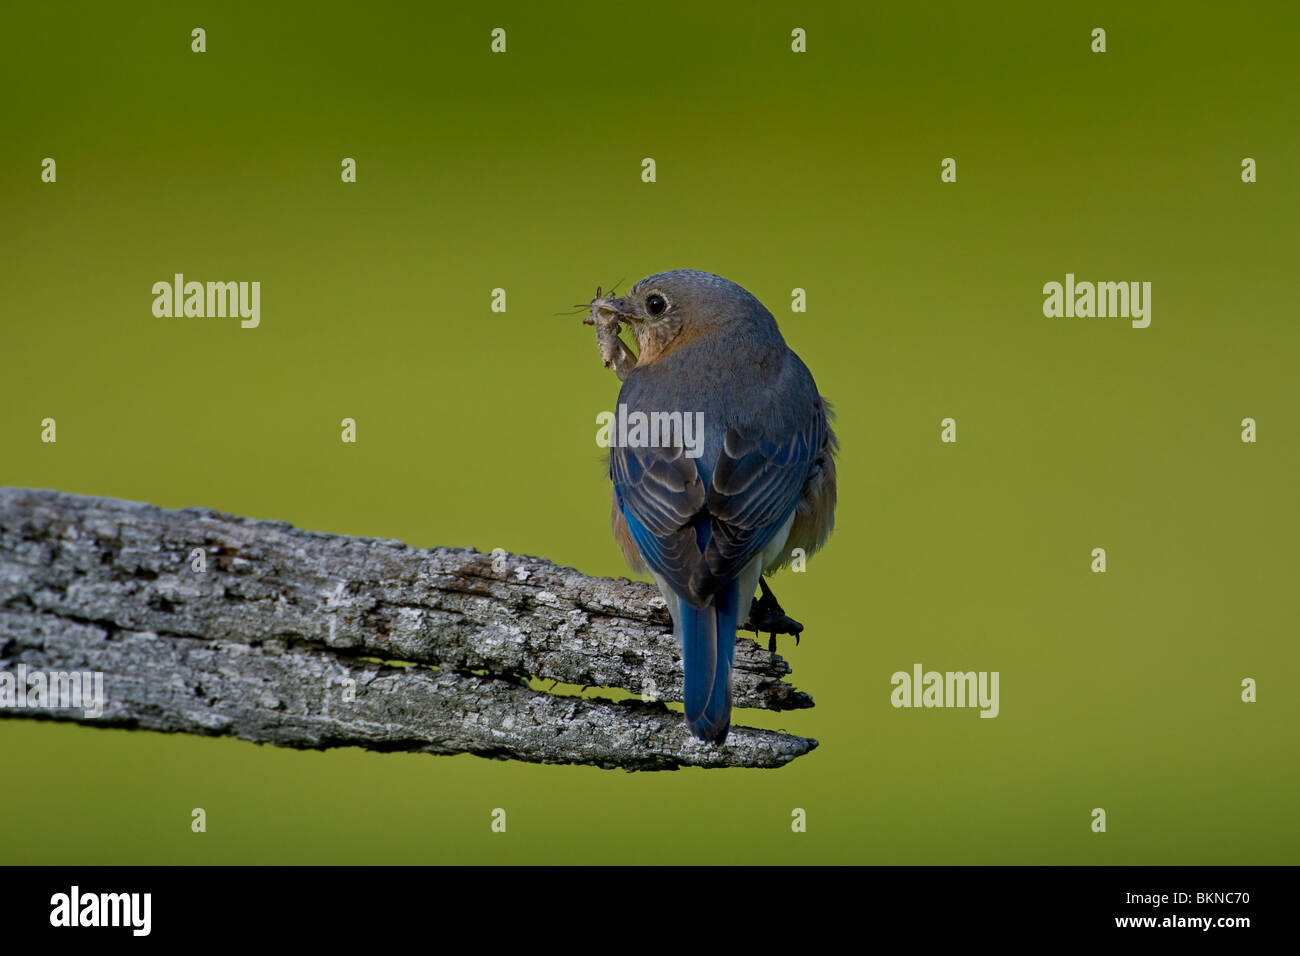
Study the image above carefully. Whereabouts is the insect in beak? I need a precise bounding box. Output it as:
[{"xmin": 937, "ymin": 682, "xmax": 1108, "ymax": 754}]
[{"xmin": 583, "ymin": 286, "xmax": 627, "ymax": 325}]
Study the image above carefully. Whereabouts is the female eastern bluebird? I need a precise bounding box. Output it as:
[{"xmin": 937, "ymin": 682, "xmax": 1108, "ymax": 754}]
[{"xmin": 585, "ymin": 270, "xmax": 838, "ymax": 744}]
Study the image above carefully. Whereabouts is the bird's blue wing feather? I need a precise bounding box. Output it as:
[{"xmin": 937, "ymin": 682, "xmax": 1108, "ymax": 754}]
[
  {"xmin": 697, "ymin": 412, "xmax": 827, "ymax": 595},
  {"xmin": 611, "ymin": 405, "xmax": 825, "ymax": 605}
]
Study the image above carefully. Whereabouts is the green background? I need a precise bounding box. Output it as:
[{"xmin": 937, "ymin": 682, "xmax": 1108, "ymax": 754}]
[{"xmin": 1, "ymin": 0, "xmax": 1296, "ymax": 864}]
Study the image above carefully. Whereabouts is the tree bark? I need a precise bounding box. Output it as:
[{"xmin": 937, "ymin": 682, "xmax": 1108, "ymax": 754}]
[{"xmin": 0, "ymin": 488, "xmax": 816, "ymax": 770}]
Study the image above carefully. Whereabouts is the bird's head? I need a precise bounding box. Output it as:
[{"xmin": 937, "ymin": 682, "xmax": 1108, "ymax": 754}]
[{"xmin": 587, "ymin": 269, "xmax": 772, "ymax": 366}]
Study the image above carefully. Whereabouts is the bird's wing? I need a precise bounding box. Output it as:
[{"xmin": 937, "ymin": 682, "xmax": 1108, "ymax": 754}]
[
  {"xmin": 612, "ymin": 401, "xmax": 825, "ymax": 607},
  {"xmin": 699, "ymin": 409, "xmax": 826, "ymax": 594},
  {"xmin": 610, "ymin": 441, "xmax": 707, "ymax": 603}
]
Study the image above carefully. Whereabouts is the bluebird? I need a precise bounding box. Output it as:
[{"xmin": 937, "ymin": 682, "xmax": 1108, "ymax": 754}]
[{"xmin": 585, "ymin": 270, "xmax": 838, "ymax": 743}]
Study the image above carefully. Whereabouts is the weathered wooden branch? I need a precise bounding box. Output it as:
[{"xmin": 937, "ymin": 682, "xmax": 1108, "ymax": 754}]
[{"xmin": 0, "ymin": 488, "xmax": 816, "ymax": 770}]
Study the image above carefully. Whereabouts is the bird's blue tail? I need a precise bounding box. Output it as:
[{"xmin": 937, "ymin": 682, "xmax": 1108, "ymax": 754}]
[{"xmin": 681, "ymin": 579, "xmax": 739, "ymax": 743}]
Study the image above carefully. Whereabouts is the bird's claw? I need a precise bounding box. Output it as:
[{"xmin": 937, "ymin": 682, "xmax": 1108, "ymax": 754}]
[{"xmin": 744, "ymin": 578, "xmax": 804, "ymax": 654}]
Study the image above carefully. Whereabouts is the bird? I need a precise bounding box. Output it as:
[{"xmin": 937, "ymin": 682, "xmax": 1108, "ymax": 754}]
[{"xmin": 585, "ymin": 270, "xmax": 838, "ymax": 744}]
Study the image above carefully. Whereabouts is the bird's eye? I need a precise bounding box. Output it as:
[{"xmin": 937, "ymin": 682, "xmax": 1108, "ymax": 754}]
[{"xmin": 646, "ymin": 293, "xmax": 667, "ymax": 316}]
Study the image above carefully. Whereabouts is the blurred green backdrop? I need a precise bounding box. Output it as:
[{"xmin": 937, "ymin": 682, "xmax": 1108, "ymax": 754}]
[{"xmin": 1, "ymin": 0, "xmax": 1296, "ymax": 864}]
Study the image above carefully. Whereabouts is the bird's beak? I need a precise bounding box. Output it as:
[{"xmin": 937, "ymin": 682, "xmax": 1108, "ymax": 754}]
[{"xmin": 584, "ymin": 293, "xmax": 636, "ymax": 325}]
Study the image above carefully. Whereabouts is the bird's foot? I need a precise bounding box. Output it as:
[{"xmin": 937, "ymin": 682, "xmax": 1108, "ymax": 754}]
[{"xmin": 744, "ymin": 578, "xmax": 804, "ymax": 653}]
